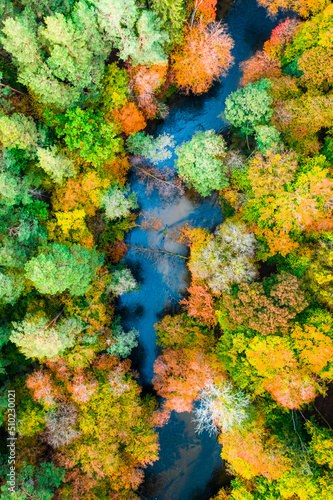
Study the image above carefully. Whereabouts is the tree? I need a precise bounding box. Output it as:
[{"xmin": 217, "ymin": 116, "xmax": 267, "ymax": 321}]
[
  {"xmin": 0, "ymin": 271, "xmax": 25, "ymax": 305},
  {"xmin": 100, "ymin": 63, "xmax": 129, "ymax": 117},
  {"xmin": 44, "ymin": 403, "xmax": 81, "ymax": 448},
  {"xmin": 0, "ymin": 113, "xmax": 39, "ymax": 151},
  {"xmin": 245, "ymin": 335, "xmax": 317, "ymax": 408},
  {"xmin": 151, "ymin": 0, "xmax": 186, "ymax": 47},
  {"xmin": 254, "ymin": 125, "xmax": 282, "ymax": 153},
  {"xmin": 37, "ymin": 146, "xmax": 76, "ymax": 184},
  {"xmin": 127, "ymin": 63, "xmax": 168, "ymax": 119},
  {"xmin": 155, "ymin": 313, "xmax": 212, "ymax": 349},
  {"xmin": 127, "ymin": 132, "xmax": 175, "ymax": 165},
  {"xmin": 263, "ymin": 18, "xmax": 300, "ymax": 61},
  {"xmin": 1, "ymin": 2, "xmax": 108, "ymax": 108},
  {"xmin": 189, "ymin": 220, "xmax": 258, "ymax": 294},
  {"xmin": 0, "ymin": 462, "xmax": 65, "ymax": 500},
  {"xmin": 221, "ymin": 273, "xmax": 307, "ymax": 335},
  {"xmin": 107, "ymin": 324, "xmax": 138, "ymax": 358},
  {"xmin": 193, "ymin": 381, "xmax": 252, "ymax": 435},
  {"xmin": 305, "ymin": 241, "xmax": 333, "ymax": 310},
  {"xmin": 240, "ymin": 50, "xmax": 281, "ymax": 86},
  {"xmin": 257, "ymin": 0, "xmax": 329, "ymax": 18},
  {"xmin": 92, "ymin": 0, "xmax": 169, "ymax": 66},
  {"xmin": 248, "ymin": 150, "xmax": 298, "ymax": 196},
  {"xmin": 191, "ymin": 0, "xmax": 218, "ymax": 25},
  {"xmin": 153, "ymin": 347, "xmax": 224, "ymax": 412},
  {"xmin": 51, "ymin": 170, "xmax": 111, "ymax": 216},
  {"xmin": 10, "ymin": 314, "xmax": 83, "ymax": 360},
  {"xmin": 171, "ymin": 22, "xmax": 234, "ymax": 95},
  {"xmin": 180, "ymin": 281, "xmax": 216, "ymax": 327},
  {"xmin": 220, "ymin": 420, "xmax": 291, "ymax": 480},
  {"xmin": 224, "ymin": 79, "xmax": 273, "ymax": 137},
  {"xmin": 45, "ymin": 108, "xmax": 123, "ymax": 168},
  {"xmin": 46, "ymin": 209, "xmax": 94, "ymax": 249},
  {"xmin": 107, "ymin": 267, "xmax": 137, "ymax": 295},
  {"xmin": 244, "ymin": 158, "xmax": 333, "ymax": 257},
  {"xmin": 100, "ymin": 184, "xmax": 138, "ymax": 220},
  {"xmin": 114, "ymin": 101, "xmax": 146, "ymax": 136},
  {"xmin": 175, "ymin": 130, "xmax": 228, "ymax": 196},
  {"xmin": 25, "ymin": 243, "xmax": 103, "ymax": 295}
]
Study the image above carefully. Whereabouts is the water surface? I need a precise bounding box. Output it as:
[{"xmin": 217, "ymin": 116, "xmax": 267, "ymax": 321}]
[{"xmin": 118, "ymin": 1, "xmax": 285, "ymax": 497}]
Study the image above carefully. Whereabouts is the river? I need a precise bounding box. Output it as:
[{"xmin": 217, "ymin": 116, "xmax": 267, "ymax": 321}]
[{"xmin": 117, "ymin": 1, "xmax": 285, "ymax": 498}]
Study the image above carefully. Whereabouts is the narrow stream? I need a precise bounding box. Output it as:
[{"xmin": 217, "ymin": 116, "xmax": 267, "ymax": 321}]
[{"xmin": 118, "ymin": 1, "xmax": 284, "ymax": 498}]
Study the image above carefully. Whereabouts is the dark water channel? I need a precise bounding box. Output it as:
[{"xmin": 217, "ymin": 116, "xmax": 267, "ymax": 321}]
[{"xmin": 118, "ymin": 1, "xmax": 284, "ymax": 498}]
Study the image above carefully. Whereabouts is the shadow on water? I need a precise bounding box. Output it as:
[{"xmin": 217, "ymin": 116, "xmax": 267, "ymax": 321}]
[{"xmin": 117, "ymin": 0, "xmax": 287, "ymax": 498}]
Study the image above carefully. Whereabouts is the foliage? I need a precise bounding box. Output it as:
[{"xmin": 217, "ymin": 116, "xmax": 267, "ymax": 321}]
[
  {"xmin": 10, "ymin": 314, "xmax": 83, "ymax": 360},
  {"xmin": 0, "ymin": 113, "xmax": 39, "ymax": 151},
  {"xmin": 0, "ymin": 271, "xmax": 25, "ymax": 305},
  {"xmin": 175, "ymin": 130, "xmax": 228, "ymax": 196},
  {"xmin": 193, "ymin": 381, "xmax": 252, "ymax": 435},
  {"xmin": 151, "ymin": 0, "xmax": 186, "ymax": 47},
  {"xmin": 100, "ymin": 184, "xmax": 138, "ymax": 221},
  {"xmin": 37, "ymin": 146, "xmax": 76, "ymax": 184},
  {"xmin": 107, "ymin": 323, "xmax": 138, "ymax": 358},
  {"xmin": 114, "ymin": 102, "xmax": 146, "ymax": 136},
  {"xmin": 127, "ymin": 132, "xmax": 175, "ymax": 165},
  {"xmin": 221, "ymin": 272, "xmax": 307, "ymax": 335},
  {"xmin": 1, "ymin": 2, "xmax": 108, "ymax": 108},
  {"xmin": 153, "ymin": 346, "xmax": 224, "ymax": 412},
  {"xmin": 171, "ymin": 22, "xmax": 234, "ymax": 95},
  {"xmin": 101, "ymin": 63, "xmax": 129, "ymax": 115},
  {"xmin": 189, "ymin": 219, "xmax": 257, "ymax": 294},
  {"xmin": 107, "ymin": 267, "xmax": 137, "ymax": 296},
  {"xmin": 224, "ymin": 79, "xmax": 273, "ymax": 137},
  {"xmin": 127, "ymin": 63, "xmax": 168, "ymax": 119},
  {"xmin": 92, "ymin": 0, "xmax": 169, "ymax": 66},
  {"xmin": 0, "ymin": 462, "xmax": 65, "ymax": 500},
  {"xmin": 25, "ymin": 243, "xmax": 103, "ymax": 295},
  {"xmin": 257, "ymin": 0, "xmax": 329, "ymax": 18},
  {"xmin": 45, "ymin": 107, "xmax": 123, "ymax": 168},
  {"xmin": 180, "ymin": 281, "xmax": 217, "ymax": 327}
]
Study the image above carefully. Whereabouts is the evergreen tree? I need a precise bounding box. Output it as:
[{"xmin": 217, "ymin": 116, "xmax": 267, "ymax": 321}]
[{"xmin": 25, "ymin": 243, "xmax": 103, "ymax": 295}]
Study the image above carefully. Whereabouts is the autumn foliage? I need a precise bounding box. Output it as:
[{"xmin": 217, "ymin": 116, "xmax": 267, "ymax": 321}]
[
  {"xmin": 171, "ymin": 22, "xmax": 234, "ymax": 95},
  {"xmin": 114, "ymin": 101, "xmax": 147, "ymax": 136}
]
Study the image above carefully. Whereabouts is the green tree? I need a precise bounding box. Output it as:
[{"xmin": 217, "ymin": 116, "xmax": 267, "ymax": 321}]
[
  {"xmin": 1, "ymin": 2, "xmax": 107, "ymax": 108},
  {"xmin": 224, "ymin": 79, "xmax": 273, "ymax": 137},
  {"xmin": 25, "ymin": 243, "xmax": 103, "ymax": 295},
  {"xmin": 0, "ymin": 113, "xmax": 39, "ymax": 151},
  {"xmin": 108, "ymin": 267, "xmax": 137, "ymax": 295},
  {"xmin": 175, "ymin": 130, "xmax": 228, "ymax": 197},
  {"xmin": 107, "ymin": 323, "xmax": 138, "ymax": 358},
  {"xmin": 45, "ymin": 107, "xmax": 123, "ymax": 167},
  {"xmin": 100, "ymin": 184, "xmax": 138, "ymax": 220},
  {"xmin": 126, "ymin": 131, "xmax": 175, "ymax": 164},
  {"xmin": 92, "ymin": 0, "xmax": 169, "ymax": 65},
  {"xmin": 0, "ymin": 461, "xmax": 65, "ymax": 500},
  {"xmin": 151, "ymin": 0, "xmax": 186, "ymax": 47},
  {"xmin": 37, "ymin": 146, "xmax": 76, "ymax": 184},
  {"xmin": 10, "ymin": 314, "xmax": 83, "ymax": 360},
  {"xmin": 0, "ymin": 272, "xmax": 25, "ymax": 305}
]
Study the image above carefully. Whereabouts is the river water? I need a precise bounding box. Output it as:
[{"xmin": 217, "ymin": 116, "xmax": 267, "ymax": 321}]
[{"xmin": 118, "ymin": 1, "xmax": 284, "ymax": 498}]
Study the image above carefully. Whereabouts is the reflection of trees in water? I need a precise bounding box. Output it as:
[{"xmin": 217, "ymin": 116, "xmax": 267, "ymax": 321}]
[
  {"xmin": 131, "ymin": 244, "xmax": 188, "ymax": 260},
  {"xmin": 131, "ymin": 156, "xmax": 185, "ymax": 198}
]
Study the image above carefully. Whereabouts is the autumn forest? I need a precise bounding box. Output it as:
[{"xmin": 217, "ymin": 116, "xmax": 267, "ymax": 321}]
[{"xmin": 0, "ymin": 0, "xmax": 333, "ymax": 499}]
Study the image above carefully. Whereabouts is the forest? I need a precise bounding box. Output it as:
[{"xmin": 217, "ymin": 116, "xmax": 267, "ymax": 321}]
[{"xmin": 0, "ymin": 0, "xmax": 332, "ymax": 499}]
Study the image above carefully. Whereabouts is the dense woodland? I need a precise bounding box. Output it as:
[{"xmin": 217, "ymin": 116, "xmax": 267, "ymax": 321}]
[{"xmin": 0, "ymin": 0, "xmax": 332, "ymax": 498}]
